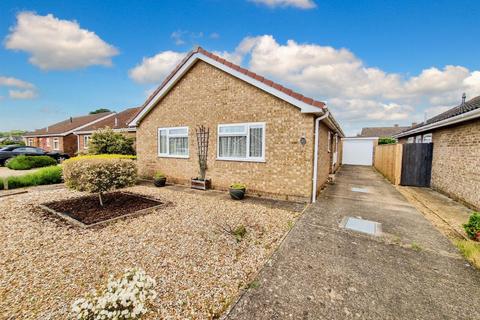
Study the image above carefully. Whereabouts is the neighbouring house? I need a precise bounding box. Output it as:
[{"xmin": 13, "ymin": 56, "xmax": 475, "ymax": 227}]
[
  {"xmin": 129, "ymin": 47, "xmax": 344, "ymax": 203},
  {"xmin": 358, "ymin": 124, "xmax": 413, "ymax": 138},
  {"xmin": 394, "ymin": 95, "xmax": 480, "ymax": 210},
  {"xmin": 342, "ymin": 124, "xmax": 413, "ymax": 166},
  {"xmin": 23, "ymin": 112, "xmax": 115, "ymax": 156},
  {"xmin": 74, "ymin": 107, "xmax": 141, "ymax": 153}
]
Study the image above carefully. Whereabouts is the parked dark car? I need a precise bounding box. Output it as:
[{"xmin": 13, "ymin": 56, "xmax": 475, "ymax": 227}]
[{"xmin": 0, "ymin": 145, "xmax": 69, "ymax": 166}]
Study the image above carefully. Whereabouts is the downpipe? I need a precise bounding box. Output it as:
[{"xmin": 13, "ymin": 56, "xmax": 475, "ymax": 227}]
[{"xmin": 312, "ymin": 111, "xmax": 329, "ymax": 203}]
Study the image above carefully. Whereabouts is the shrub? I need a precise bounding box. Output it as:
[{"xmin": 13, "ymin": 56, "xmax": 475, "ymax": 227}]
[
  {"xmin": 63, "ymin": 157, "xmax": 137, "ymax": 206},
  {"xmin": 153, "ymin": 172, "xmax": 165, "ymax": 179},
  {"xmin": 89, "ymin": 128, "xmax": 135, "ymax": 155},
  {"xmin": 464, "ymin": 212, "xmax": 480, "ymax": 240},
  {"xmin": 6, "ymin": 166, "xmax": 62, "ymax": 189},
  {"xmin": 6, "ymin": 155, "xmax": 57, "ymax": 170},
  {"xmin": 378, "ymin": 137, "xmax": 397, "ymax": 145},
  {"xmin": 0, "ymin": 178, "xmax": 3, "ymax": 190},
  {"xmin": 72, "ymin": 268, "xmax": 157, "ymax": 320},
  {"xmin": 0, "ymin": 139, "xmax": 25, "ymax": 147},
  {"xmin": 68, "ymin": 154, "xmax": 137, "ymax": 162},
  {"xmin": 230, "ymin": 183, "xmax": 246, "ymax": 190}
]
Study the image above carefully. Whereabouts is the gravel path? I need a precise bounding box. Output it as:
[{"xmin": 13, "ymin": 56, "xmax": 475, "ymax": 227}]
[{"xmin": 0, "ymin": 185, "xmax": 300, "ymax": 319}]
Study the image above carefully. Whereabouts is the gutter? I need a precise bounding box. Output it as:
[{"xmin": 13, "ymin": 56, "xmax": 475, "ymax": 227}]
[
  {"xmin": 394, "ymin": 107, "xmax": 480, "ymax": 138},
  {"xmin": 312, "ymin": 110, "xmax": 330, "ymax": 203}
]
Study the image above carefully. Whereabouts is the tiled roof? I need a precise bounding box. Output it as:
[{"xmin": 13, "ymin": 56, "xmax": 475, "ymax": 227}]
[
  {"xmin": 398, "ymin": 95, "xmax": 480, "ymax": 135},
  {"xmin": 131, "ymin": 46, "xmax": 326, "ymax": 122},
  {"xmin": 24, "ymin": 112, "xmax": 114, "ymax": 136},
  {"xmin": 77, "ymin": 107, "xmax": 142, "ymax": 132},
  {"xmin": 359, "ymin": 126, "xmax": 411, "ymax": 138}
]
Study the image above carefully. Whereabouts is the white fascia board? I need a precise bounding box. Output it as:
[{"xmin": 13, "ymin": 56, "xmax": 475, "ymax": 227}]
[
  {"xmin": 394, "ymin": 108, "xmax": 480, "ymax": 138},
  {"xmin": 129, "ymin": 52, "xmax": 325, "ymax": 126}
]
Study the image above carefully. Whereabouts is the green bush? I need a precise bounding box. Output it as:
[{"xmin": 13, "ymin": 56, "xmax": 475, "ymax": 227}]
[
  {"xmin": 464, "ymin": 212, "xmax": 480, "ymax": 240},
  {"xmin": 0, "ymin": 139, "xmax": 25, "ymax": 147},
  {"xmin": 6, "ymin": 166, "xmax": 62, "ymax": 189},
  {"xmin": 6, "ymin": 155, "xmax": 57, "ymax": 170},
  {"xmin": 0, "ymin": 179, "xmax": 3, "ymax": 190},
  {"xmin": 67, "ymin": 154, "xmax": 136, "ymax": 162},
  {"xmin": 154, "ymin": 171, "xmax": 165, "ymax": 179},
  {"xmin": 378, "ymin": 137, "xmax": 397, "ymax": 145},
  {"xmin": 63, "ymin": 157, "xmax": 137, "ymax": 206},
  {"xmin": 89, "ymin": 128, "xmax": 135, "ymax": 155}
]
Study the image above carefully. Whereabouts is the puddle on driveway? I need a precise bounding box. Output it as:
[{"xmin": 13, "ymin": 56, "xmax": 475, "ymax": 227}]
[{"xmin": 341, "ymin": 217, "xmax": 382, "ymax": 236}]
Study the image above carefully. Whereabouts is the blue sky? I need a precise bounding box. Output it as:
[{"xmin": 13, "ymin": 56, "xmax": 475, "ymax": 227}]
[{"xmin": 1, "ymin": 0, "xmax": 479, "ymax": 135}]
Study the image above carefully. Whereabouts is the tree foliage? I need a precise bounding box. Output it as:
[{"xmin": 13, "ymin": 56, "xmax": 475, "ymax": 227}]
[
  {"xmin": 378, "ymin": 137, "xmax": 397, "ymax": 145},
  {"xmin": 89, "ymin": 128, "xmax": 135, "ymax": 155},
  {"xmin": 89, "ymin": 108, "xmax": 111, "ymax": 114}
]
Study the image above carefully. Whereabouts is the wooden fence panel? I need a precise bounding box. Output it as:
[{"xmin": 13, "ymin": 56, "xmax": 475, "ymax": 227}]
[{"xmin": 374, "ymin": 144, "xmax": 403, "ymax": 185}]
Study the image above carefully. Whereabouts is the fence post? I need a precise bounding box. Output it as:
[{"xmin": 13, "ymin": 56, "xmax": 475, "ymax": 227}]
[{"xmin": 394, "ymin": 144, "xmax": 403, "ymax": 185}]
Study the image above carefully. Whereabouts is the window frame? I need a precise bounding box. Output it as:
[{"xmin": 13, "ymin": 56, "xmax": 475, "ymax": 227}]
[
  {"xmin": 46, "ymin": 138, "xmax": 51, "ymax": 147},
  {"xmin": 157, "ymin": 126, "xmax": 189, "ymax": 158},
  {"xmin": 422, "ymin": 133, "xmax": 432, "ymax": 143},
  {"xmin": 415, "ymin": 135, "xmax": 422, "ymax": 143},
  {"xmin": 407, "ymin": 137, "xmax": 414, "ymax": 144},
  {"xmin": 216, "ymin": 122, "xmax": 266, "ymax": 162},
  {"xmin": 83, "ymin": 135, "xmax": 90, "ymax": 149},
  {"xmin": 27, "ymin": 138, "xmax": 34, "ymax": 146},
  {"xmin": 52, "ymin": 137, "xmax": 60, "ymax": 150}
]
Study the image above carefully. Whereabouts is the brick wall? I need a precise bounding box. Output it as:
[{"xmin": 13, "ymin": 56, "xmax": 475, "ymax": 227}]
[
  {"xmin": 136, "ymin": 60, "xmax": 333, "ymax": 202},
  {"xmin": 430, "ymin": 120, "xmax": 480, "ymax": 210}
]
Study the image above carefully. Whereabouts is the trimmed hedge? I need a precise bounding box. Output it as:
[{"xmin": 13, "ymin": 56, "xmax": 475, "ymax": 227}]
[
  {"xmin": 6, "ymin": 155, "xmax": 57, "ymax": 170},
  {"xmin": 4, "ymin": 166, "xmax": 62, "ymax": 189},
  {"xmin": 66, "ymin": 154, "xmax": 137, "ymax": 163}
]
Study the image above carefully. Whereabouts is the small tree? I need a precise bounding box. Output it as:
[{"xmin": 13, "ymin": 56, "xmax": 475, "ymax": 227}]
[
  {"xmin": 89, "ymin": 108, "xmax": 111, "ymax": 114},
  {"xmin": 89, "ymin": 128, "xmax": 135, "ymax": 155},
  {"xmin": 63, "ymin": 157, "xmax": 137, "ymax": 206}
]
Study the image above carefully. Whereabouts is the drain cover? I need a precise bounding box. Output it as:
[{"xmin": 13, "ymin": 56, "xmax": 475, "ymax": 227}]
[
  {"xmin": 341, "ymin": 217, "xmax": 382, "ymax": 236},
  {"xmin": 351, "ymin": 187, "xmax": 369, "ymax": 193}
]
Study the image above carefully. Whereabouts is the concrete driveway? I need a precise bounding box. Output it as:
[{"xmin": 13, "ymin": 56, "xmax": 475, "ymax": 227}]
[{"xmin": 227, "ymin": 165, "xmax": 480, "ymax": 320}]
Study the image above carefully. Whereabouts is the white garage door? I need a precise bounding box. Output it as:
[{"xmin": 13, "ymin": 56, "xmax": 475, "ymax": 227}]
[{"xmin": 342, "ymin": 138, "xmax": 375, "ymax": 166}]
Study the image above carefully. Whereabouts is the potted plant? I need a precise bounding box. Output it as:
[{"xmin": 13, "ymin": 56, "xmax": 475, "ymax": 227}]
[
  {"xmin": 153, "ymin": 172, "xmax": 167, "ymax": 187},
  {"xmin": 229, "ymin": 183, "xmax": 246, "ymax": 200},
  {"xmin": 191, "ymin": 125, "xmax": 211, "ymax": 190}
]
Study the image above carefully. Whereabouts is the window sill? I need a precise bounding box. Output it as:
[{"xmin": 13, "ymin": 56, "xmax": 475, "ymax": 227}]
[
  {"xmin": 216, "ymin": 157, "xmax": 265, "ymax": 163},
  {"xmin": 158, "ymin": 154, "xmax": 189, "ymax": 159}
]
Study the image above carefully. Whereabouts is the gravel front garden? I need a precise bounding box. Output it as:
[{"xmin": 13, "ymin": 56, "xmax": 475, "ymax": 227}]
[{"xmin": 0, "ymin": 185, "xmax": 301, "ymax": 319}]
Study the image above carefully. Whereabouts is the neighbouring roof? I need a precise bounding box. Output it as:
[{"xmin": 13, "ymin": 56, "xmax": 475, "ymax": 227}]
[
  {"xmin": 358, "ymin": 126, "xmax": 411, "ymax": 138},
  {"xmin": 24, "ymin": 112, "xmax": 115, "ymax": 137},
  {"xmin": 396, "ymin": 95, "xmax": 480, "ymax": 137},
  {"xmin": 129, "ymin": 46, "xmax": 344, "ymax": 136},
  {"xmin": 75, "ymin": 107, "xmax": 142, "ymax": 133}
]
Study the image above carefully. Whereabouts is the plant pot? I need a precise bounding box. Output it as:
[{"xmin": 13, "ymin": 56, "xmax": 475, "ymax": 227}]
[
  {"xmin": 154, "ymin": 177, "xmax": 166, "ymax": 187},
  {"xmin": 229, "ymin": 188, "xmax": 246, "ymax": 200},
  {"xmin": 191, "ymin": 178, "xmax": 211, "ymax": 190}
]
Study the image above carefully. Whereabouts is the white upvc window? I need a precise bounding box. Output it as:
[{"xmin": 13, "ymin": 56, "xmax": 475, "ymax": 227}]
[
  {"xmin": 27, "ymin": 138, "xmax": 34, "ymax": 146},
  {"xmin": 407, "ymin": 137, "xmax": 414, "ymax": 143},
  {"xmin": 46, "ymin": 138, "xmax": 51, "ymax": 147},
  {"xmin": 415, "ymin": 135, "xmax": 422, "ymax": 143},
  {"xmin": 158, "ymin": 127, "xmax": 189, "ymax": 158},
  {"xmin": 217, "ymin": 122, "xmax": 265, "ymax": 162},
  {"xmin": 53, "ymin": 138, "xmax": 60, "ymax": 150},
  {"xmin": 422, "ymin": 133, "xmax": 432, "ymax": 143},
  {"xmin": 327, "ymin": 132, "xmax": 332, "ymax": 152},
  {"xmin": 83, "ymin": 135, "xmax": 91, "ymax": 149}
]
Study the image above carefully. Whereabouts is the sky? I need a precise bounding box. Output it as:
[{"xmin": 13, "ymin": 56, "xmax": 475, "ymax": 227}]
[{"xmin": 0, "ymin": 0, "xmax": 479, "ymax": 136}]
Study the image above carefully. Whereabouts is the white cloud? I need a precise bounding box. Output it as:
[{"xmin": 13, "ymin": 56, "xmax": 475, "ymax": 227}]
[
  {"xmin": 170, "ymin": 30, "xmax": 204, "ymax": 46},
  {"xmin": 249, "ymin": 0, "xmax": 316, "ymax": 9},
  {"xmin": 129, "ymin": 51, "xmax": 185, "ymax": 84},
  {"xmin": 9, "ymin": 89, "xmax": 37, "ymax": 99},
  {"xmin": 0, "ymin": 76, "xmax": 37, "ymax": 100},
  {"xmin": 5, "ymin": 12, "xmax": 118, "ymax": 70}
]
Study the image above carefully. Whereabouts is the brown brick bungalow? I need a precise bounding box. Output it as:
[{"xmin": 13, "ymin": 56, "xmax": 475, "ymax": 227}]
[
  {"xmin": 23, "ymin": 112, "xmax": 115, "ymax": 156},
  {"xmin": 129, "ymin": 47, "xmax": 344, "ymax": 203},
  {"xmin": 394, "ymin": 95, "xmax": 480, "ymax": 210},
  {"xmin": 74, "ymin": 107, "xmax": 141, "ymax": 153}
]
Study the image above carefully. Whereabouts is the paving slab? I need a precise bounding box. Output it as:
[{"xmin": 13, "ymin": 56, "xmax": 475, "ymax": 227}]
[{"xmin": 227, "ymin": 165, "xmax": 480, "ymax": 320}]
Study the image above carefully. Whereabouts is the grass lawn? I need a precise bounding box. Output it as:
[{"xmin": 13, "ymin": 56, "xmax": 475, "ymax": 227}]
[
  {"xmin": 0, "ymin": 185, "xmax": 301, "ymax": 319},
  {"xmin": 455, "ymin": 239, "xmax": 480, "ymax": 269}
]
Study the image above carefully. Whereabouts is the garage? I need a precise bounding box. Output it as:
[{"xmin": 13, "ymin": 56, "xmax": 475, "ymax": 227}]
[{"xmin": 342, "ymin": 137, "xmax": 377, "ymax": 166}]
